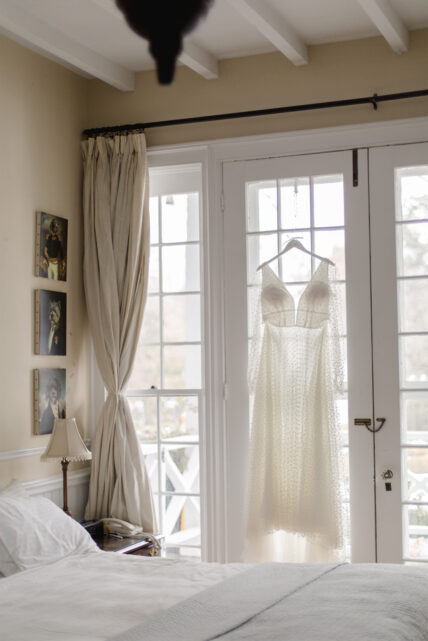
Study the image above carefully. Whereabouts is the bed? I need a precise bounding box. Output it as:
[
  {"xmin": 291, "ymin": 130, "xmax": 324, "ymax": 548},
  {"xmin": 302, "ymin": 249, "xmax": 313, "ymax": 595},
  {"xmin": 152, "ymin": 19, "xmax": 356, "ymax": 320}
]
[{"xmin": 1, "ymin": 482, "xmax": 428, "ymax": 641}]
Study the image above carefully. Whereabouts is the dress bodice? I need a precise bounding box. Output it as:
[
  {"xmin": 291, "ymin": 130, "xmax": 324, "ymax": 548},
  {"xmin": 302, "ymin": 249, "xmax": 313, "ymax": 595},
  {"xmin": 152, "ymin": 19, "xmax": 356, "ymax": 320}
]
[{"xmin": 261, "ymin": 262, "xmax": 331, "ymax": 329}]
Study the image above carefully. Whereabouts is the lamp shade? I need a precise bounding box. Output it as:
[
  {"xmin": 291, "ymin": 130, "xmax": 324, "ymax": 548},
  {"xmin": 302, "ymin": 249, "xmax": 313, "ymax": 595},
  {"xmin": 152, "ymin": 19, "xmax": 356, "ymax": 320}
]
[{"xmin": 41, "ymin": 418, "xmax": 92, "ymax": 462}]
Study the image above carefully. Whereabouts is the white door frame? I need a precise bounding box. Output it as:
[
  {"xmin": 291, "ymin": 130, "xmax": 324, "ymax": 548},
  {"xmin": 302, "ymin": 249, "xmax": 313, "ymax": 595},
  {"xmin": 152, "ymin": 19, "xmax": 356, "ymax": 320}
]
[{"xmin": 109, "ymin": 116, "xmax": 428, "ymax": 563}]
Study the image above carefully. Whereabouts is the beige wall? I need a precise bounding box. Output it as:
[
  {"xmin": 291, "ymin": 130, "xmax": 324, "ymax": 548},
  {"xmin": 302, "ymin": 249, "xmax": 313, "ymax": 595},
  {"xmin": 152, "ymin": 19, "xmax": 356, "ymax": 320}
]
[
  {"xmin": 0, "ymin": 27, "xmax": 427, "ymax": 484},
  {"xmin": 0, "ymin": 34, "xmax": 90, "ymax": 483},
  {"xmin": 87, "ymin": 29, "xmax": 428, "ymax": 147}
]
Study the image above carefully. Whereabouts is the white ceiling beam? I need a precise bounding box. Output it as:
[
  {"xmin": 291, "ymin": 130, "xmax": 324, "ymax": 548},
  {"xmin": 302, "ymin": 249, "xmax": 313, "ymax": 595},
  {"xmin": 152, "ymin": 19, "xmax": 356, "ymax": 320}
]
[
  {"xmin": 228, "ymin": 0, "xmax": 308, "ymax": 66},
  {"xmin": 0, "ymin": 0, "xmax": 134, "ymax": 91},
  {"xmin": 179, "ymin": 40, "xmax": 218, "ymax": 80},
  {"xmin": 357, "ymin": 0, "xmax": 408, "ymax": 54}
]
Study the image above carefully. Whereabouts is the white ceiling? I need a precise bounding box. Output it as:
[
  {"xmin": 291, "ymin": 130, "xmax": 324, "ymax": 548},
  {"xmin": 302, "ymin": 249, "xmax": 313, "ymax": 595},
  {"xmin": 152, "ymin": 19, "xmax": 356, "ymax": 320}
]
[{"xmin": 0, "ymin": 0, "xmax": 426, "ymax": 90}]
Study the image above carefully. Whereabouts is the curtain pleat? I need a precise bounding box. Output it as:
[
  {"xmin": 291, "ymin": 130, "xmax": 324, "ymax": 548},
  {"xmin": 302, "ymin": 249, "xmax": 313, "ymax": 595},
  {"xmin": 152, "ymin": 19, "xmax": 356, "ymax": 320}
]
[{"xmin": 82, "ymin": 134, "xmax": 157, "ymax": 532}]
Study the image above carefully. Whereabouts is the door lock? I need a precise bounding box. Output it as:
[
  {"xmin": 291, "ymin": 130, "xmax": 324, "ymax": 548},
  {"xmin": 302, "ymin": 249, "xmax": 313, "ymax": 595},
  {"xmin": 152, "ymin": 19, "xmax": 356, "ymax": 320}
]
[{"xmin": 381, "ymin": 469, "xmax": 393, "ymax": 492}]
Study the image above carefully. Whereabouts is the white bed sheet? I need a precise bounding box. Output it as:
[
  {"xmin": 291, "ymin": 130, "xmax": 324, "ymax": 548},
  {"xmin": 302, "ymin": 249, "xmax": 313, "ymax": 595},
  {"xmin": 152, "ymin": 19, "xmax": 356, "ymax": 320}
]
[{"xmin": 0, "ymin": 551, "xmax": 245, "ymax": 641}]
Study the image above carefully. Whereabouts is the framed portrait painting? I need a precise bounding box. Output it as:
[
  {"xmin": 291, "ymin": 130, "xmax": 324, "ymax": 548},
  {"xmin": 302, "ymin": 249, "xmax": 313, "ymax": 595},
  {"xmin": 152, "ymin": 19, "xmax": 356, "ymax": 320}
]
[
  {"xmin": 35, "ymin": 289, "xmax": 67, "ymax": 356},
  {"xmin": 35, "ymin": 211, "xmax": 68, "ymax": 281},
  {"xmin": 34, "ymin": 368, "xmax": 66, "ymax": 435}
]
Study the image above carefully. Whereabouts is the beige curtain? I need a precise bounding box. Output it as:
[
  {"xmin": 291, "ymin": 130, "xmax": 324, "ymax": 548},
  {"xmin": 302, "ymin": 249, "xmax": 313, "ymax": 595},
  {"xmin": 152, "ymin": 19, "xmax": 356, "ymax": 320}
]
[{"xmin": 81, "ymin": 133, "xmax": 157, "ymax": 532}]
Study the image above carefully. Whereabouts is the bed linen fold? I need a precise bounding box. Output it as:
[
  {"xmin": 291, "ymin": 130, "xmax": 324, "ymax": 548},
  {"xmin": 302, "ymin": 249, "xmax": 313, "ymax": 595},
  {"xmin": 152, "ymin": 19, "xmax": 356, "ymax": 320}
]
[
  {"xmin": 111, "ymin": 563, "xmax": 343, "ymax": 641},
  {"xmin": 111, "ymin": 562, "xmax": 428, "ymax": 641}
]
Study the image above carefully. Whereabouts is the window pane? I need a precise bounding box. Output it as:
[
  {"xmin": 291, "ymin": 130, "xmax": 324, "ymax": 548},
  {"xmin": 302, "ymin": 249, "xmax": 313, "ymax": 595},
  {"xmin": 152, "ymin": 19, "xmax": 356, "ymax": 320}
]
[
  {"xmin": 400, "ymin": 335, "xmax": 428, "ymax": 387},
  {"xmin": 280, "ymin": 177, "xmax": 310, "ymax": 229},
  {"xmin": 161, "ymin": 193, "xmax": 199, "ymax": 243},
  {"xmin": 280, "ymin": 232, "xmax": 312, "ymax": 282},
  {"xmin": 313, "ymin": 175, "xmax": 344, "ymax": 227},
  {"xmin": 131, "ymin": 420, "xmax": 159, "ymax": 493},
  {"xmin": 246, "ymin": 181, "xmax": 277, "ymax": 232},
  {"xmin": 314, "ymin": 229, "xmax": 346, "ymax": 279},
  {"xmin": 401, "ymin": 392, "xmax": 428, "ymax": 444},
  {"xmin": 148, "ymin": 246, "xmax": 159, "ymax": 293},
  {"xmin": 140, "ymin": 296, "xmax": 160, "ymax": 344},
  {"xmin": 403, "ymin": 449, "xmax": 428, "ymax": 502},
  {"xmin": 149, "ymin": 196, "xmax": 159, "ymax": 245},
  {"xmin": 398, "ymin": 278, "xmax": 428, "ymax": 332},
  {"xmin": 404, "ymin": 505, "xmax": 428, "ymax": 559},
  {"xmin": 163, "ymin": 495, "xmax": 201, "ymax": 547},
  {"xmin": 163, "ymin": 295, "xmax": 201, "ymax": 342},
  {"xmin": 397, "ymin": 222, "xmax": 428, "ymax": 277},
  {"xmin": 126, "ymin": 396, "xmax": 159, "ymax": 493},
  {"xmin": 161, "ymin": 445, "xmax": 200, "ymax": 493},
  {"xmin": 128, "ymin": 345, "xmax": 160, "ymax": 390},
  {"xmin": 162, "ymin": 245, "xmax": 200, "ymax": 293},
  {"xmin": 128, "ymin": 396, "xmax": 157, "ymax": 441},
  {"xmin": 160, "ymin": 396, "xmax": 198, "ymax": 440},
  {"xmin": 247, "ymin": 233, "xmax": 278, "ymax": 283},
  {"xmin": 396, "ymin": 167, "xmax": 428, "ymax": 221},
  {"xmin": 163, "ymin": 345, "xmax": 201, "ymax": 389}
]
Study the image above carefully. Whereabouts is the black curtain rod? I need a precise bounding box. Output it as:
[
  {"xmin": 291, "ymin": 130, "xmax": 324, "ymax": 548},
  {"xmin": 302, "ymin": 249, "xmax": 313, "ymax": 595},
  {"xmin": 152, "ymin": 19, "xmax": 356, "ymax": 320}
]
[{"xmin": 83, "ymin": 89, "xmax": 428, "ymax": 138}]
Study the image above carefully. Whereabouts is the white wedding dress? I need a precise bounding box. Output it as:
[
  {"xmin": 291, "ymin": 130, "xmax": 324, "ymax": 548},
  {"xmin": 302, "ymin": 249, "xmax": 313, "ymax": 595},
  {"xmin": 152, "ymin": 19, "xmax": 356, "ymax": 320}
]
[{"xmin": 245, "ymin": 260, "xmax": 345, "ymax": 563}]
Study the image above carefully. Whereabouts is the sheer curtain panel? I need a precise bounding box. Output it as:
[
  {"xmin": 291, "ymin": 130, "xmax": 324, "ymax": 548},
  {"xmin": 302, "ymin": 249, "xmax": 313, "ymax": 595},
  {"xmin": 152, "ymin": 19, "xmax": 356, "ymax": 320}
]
[{"xmin": 82, "ymin": 134, "xmax": 157, "ymax": 532}]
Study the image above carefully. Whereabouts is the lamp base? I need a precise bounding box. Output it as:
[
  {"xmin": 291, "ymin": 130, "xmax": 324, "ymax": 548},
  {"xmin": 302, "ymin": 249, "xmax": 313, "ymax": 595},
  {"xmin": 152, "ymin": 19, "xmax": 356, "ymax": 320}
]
[{"xmin": 61, "ymin": 458, "xmax": 71, "ymax": 516}]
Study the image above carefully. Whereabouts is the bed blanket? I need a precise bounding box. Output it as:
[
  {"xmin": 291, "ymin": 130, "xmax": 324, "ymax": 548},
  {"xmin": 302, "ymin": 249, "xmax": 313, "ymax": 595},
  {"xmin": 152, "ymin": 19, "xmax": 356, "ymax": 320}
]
[
  {"xmin": 112, "ymin": 562, "xmax": 428, "ymax": 641},
  {"xmin": 0, "ymin": 552, "xmax": 245, "ymax": 641}
]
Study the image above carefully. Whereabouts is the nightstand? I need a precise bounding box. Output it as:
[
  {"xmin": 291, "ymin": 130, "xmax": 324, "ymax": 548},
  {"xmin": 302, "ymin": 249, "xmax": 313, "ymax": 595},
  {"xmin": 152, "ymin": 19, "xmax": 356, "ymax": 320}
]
[{"xmin": 93, "ymin": 534, "xmax": 163, "ymax": 557}]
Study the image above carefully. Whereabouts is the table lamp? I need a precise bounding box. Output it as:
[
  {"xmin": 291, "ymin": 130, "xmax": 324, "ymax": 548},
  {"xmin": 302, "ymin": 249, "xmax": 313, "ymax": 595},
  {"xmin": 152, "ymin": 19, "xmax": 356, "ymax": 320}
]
[{"xmin": 41, "ymin": 418, "xmax": 92, "ymax": 516}]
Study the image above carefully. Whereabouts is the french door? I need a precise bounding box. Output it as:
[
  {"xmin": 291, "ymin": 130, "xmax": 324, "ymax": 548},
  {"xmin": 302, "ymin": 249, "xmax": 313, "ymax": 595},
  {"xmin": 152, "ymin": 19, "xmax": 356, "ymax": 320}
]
[
  {"xmin": 222, "ymin": 142, "xmax": 428, "ymax": 564},
  {"xmin": 370, "ymin": 143, "xmax": 428, "ymax": 564}
]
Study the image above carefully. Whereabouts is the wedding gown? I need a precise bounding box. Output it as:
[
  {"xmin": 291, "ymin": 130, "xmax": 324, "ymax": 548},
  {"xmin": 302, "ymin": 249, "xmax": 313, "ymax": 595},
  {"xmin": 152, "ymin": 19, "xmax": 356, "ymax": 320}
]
[{"xmin": 245, "ymin": 260, "xmax": 345, "ymax": 563}]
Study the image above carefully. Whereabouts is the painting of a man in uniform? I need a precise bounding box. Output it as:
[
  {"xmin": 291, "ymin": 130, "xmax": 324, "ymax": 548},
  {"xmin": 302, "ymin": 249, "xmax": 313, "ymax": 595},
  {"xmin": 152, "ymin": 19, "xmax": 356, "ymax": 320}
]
[{"xmin": 36, "ymin": 211, "xmax": 68, "ymax": 281}]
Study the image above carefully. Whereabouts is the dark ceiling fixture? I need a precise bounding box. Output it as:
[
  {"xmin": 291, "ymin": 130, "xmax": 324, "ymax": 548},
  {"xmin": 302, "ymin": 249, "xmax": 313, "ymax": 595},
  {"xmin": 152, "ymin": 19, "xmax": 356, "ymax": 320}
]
[{"xmin": 116, "ymin": 0, "xmax": 214, "ymax": 85}]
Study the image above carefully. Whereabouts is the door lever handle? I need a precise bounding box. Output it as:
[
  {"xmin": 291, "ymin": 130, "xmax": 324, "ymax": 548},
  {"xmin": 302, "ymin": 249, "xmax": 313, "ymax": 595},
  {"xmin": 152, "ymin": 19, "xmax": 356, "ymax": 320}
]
[{"xmin": 354, "ymin": 417, "xmax": 386, "ymax": 433}]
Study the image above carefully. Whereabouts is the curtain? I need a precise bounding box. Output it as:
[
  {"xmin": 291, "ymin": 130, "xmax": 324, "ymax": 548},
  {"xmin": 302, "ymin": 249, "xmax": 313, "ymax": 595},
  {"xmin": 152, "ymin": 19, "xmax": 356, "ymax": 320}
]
[{"xmin": 81, "ymin": 133, "xmax": 157, "ymax": 532}]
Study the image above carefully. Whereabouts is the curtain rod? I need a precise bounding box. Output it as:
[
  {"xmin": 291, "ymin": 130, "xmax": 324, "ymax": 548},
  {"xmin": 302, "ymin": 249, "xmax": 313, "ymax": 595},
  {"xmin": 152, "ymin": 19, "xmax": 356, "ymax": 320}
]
[{"xmin": 82, "ymin": 89, "xmax": 428, "ymax": 138}]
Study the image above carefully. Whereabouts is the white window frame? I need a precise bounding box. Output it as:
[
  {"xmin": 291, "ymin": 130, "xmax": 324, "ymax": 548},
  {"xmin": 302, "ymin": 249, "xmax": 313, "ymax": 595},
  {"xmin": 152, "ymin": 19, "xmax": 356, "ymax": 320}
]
[{"xmin": 90, "ymin": 116, "xmax": 428, "ymax": 563}]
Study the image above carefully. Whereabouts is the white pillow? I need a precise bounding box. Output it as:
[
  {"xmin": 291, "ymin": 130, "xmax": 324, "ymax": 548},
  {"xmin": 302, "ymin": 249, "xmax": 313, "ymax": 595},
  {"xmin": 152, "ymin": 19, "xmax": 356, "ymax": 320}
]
[{"xmin": 0, "ymin": 495, "xmax": 98, "ymax": 576}]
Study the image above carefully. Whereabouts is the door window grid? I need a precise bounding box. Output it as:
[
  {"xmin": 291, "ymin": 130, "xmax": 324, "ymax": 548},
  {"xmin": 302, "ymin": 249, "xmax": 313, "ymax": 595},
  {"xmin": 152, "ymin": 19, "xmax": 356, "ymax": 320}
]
[
  {"xmin": 127, "ymin": 190, "xmax": 203, "ymax": 561},
  {"xmin": 395, "ymin": 166, "xmax": 428, "ymax": 563},
  {"xmin": 245, "ymin": 175, "xmax": 350, "ymax": 557}
]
